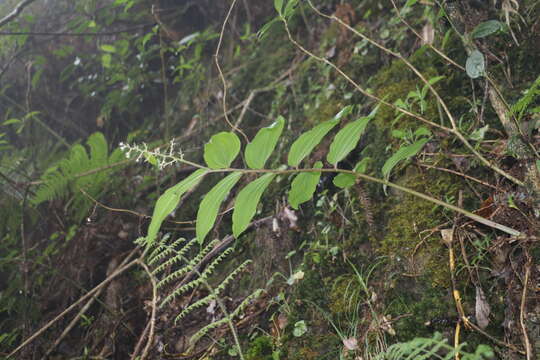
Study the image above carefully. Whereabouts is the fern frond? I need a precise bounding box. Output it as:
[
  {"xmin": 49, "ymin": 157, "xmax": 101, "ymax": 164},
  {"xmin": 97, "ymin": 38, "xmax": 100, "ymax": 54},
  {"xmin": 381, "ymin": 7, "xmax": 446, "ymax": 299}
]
[
  {"xmin": 151, "ymin": 238, "xmax": 197, "ymax": 273},
  {"xmin": 172, "ymin": 248, "xmax": 235, "ymax": 297},
  {"xmin": 188, "ymin": 289, "xmax": 263, "ymax": 345},
  {"xmin": 31, "ymin": 132, "xmax": 122, "ymax": 221},
  {"xmin": 142, "ymin": 233, "xmax": 258, "ymax": 352},
  {"xmin": 213, "ymin": 260, "xmax": 252, "ymax": 294},
  {"xmin": 175, "ymin": 293, "xmax": 216, "ymax": 323},
  {"xmin": 511, "ymin": 75, "xmax": 540, "ymax": 121},
  {"xmin": 148, "ymin": 236, "xmax": 188, "ymax": 267},
  {"xmin": 375, "ymin": 332, "xmax": 493, "ymax": 360},
  {"xmin": 174, "ymin": 260, "xmax": 251, "ymax": 321},
  {"xmin": 157, "ymin": 240, "xmax": 219, "ymax": 292}
]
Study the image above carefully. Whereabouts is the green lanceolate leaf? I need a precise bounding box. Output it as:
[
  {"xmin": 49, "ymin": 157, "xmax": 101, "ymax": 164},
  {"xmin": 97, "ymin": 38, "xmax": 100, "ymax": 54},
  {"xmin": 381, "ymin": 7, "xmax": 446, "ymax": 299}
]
[
  {"xmin": 471, "ymin": 20, "xmax": 503, "ymax": 39},
  {"xmin": 466, "ymin": 50, "xmax": 485, "ymax": 79},
  {"xmin": 327, "ymin": 115, "xmax": 372, "ymax": 165},
  {"xmin": 288, "ymin": 106, "xmax": 352, "ymax": 167},
  {"xmin": 333, "ymin": 158, "xmax": 371, "ymax": 189},
  {"xmin": 283, "ymin": 0, "xmax": 299, "ymax": 18},
  {"xmin": 382, "ymin": 138, "xmax": 429, "ymax": 179},
  {"xmin": 274, "ymin": 0, "xmax": 283, "ymax": 14},
  {"xmin": 196, "ymin": 172, "xmax": 242, "ymax": 244},
  {"xmin": 204, "ymin": 132, "xmax": 241, "ymax": 169},
  {"xmin": 100, "ymin": 44, "xmax": 116, "ymax": 53},
  {"xmin": 288, "ymin": 161, "xmax": 323, "ymax": 209},
  {"xmin": 257, "ymin": 18, "xmax": 279, "ymax": 40},
  {"xmin": 232, "ymin": 173, "xmax": 276, "ymax": 237},
  {"xmin": 147, "ymin": 169, "xmax": 207, "ymax": 245},
  {"xmin": 245, "ymin": 117, "xmax": 284, "ymax": 169}
]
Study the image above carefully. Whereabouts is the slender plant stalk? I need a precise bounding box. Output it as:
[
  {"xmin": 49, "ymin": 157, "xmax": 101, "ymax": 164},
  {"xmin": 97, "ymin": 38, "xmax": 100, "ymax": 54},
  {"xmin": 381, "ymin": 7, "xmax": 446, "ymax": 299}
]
[
  {"xmin": 214, "ymin": 0, "xmax": 249, "ymax": 143},
  {"xmin": 139, "ymin": 143, "xmax": 520, "ymax": 236},
  {"xmin": 302, "ymin": 2, "xmax": 524, "ymax": 186}
]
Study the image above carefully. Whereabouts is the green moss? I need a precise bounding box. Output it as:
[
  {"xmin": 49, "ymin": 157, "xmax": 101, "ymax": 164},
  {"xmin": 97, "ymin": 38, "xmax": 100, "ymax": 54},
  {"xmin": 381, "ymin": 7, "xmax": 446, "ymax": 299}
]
[
  {"xmin": 246, "ymin": 336, "xmax": 274, "ymax": 360},
  {"xmin": 284, "ymin": 333, "xmax": 340, "ymax": 360},
  {"xmin": 381, "ymin": 169, "xmax": 460, "ymax": 287},
  {"xmin": 294, "ymin": 268, "xmax": 328, "ymax": 307},
  {"xmin": 371, "ymin": 60, "xmax": 442, "ymax": 132},
  {"xmin": 328, "ymin": 275, "xmax": 361, "ymax": 316},
  {"xmin": 306, "ymin": 98, "xmax": 345, "ymax": 126}
]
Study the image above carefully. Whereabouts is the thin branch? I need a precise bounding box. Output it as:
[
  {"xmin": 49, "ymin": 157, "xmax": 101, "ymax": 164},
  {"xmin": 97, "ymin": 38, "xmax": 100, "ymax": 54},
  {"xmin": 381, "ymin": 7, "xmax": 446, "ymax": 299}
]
[
  {"xmin": 444, "ymin": 229, "xmax": 524, "ymax": 354},
  {"xmin": 214, "ymin": 0, "xmax": 249, "ymax": 142},
  {"xmin": 136, "ymin": 260, "xmax": 157, "ymax": 360},
  {"xmin": 234, "ymin": 57, "xmax": 304, "ymax": 129},
  {"xmin": 0, "ymin": 0, "xmax": 38, "ymax": 28},
  {"xmin": 7, "ymin": 251, "xmax": 140, "ymax": 358},
  {"xmin": 388, "ymin": 0, "xmax": 464, "ymax": 71},
  {"xmin": 130, "ymin": 321, "xmax": 150, "ymax": 360},
  {"xmin": 0, "ymin": 23, "xmax": 156, "ymax": 36},
  {"xmin": 223, "ymin": 166, "xmax": 521, "ymax": 236},
  {"xmin": 396, "ymin": 0, "xmax": 537, "ymax": 159},
  {"xmin": 305, "ymin": 1, "xmax": 524, "ymax": 187},
  {"xmin": 417, "ymin": 163, "xmax": 497, "ymax": 189},
  {"xmin": 43, "ymin": 287, "xmax": 105, "ymax": 359},
  {"xmin": 520, "ymin": 251, "xmax": 533, "ymax": 360},
  {"xmin": 0, "ymin": 48, "xmax": 25, "ymax": 81}
]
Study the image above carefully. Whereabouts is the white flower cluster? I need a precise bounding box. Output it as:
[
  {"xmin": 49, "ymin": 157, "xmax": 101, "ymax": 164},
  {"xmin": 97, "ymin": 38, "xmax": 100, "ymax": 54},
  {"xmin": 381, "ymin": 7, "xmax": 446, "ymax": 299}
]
[{"xmin": 119, "ymin": 140, "xmax": 184, "ymax": 170}]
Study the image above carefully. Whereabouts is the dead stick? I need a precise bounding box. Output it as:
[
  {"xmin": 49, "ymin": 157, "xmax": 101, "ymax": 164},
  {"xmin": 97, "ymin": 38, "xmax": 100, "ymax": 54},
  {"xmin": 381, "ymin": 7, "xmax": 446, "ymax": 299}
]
[
  {"xmin": 130, "ymin": 322, "xmax": 151, "ymax": 360},
  {"xmin": 7, "ymin": 252, "xmax": 140, "ymax": 358},
  {"xmin": 42, "ymin": 288, "xmax": 104, "ymax": 359},
  {"xmin": 519, "ymin": 252, "xmax": 533, "ymax": 360},
  {"xmin": 136, "ymin": 260, "xmax": 158, "ymax": 360}
]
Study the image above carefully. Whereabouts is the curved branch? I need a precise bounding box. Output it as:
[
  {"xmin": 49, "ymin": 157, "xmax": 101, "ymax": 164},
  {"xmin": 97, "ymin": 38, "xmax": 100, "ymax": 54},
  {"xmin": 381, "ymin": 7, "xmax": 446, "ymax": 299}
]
[
  {"xmin": 0, "ymin": 0, "xmax": 39, "ymax": 28},
  {"xmin": 0, "ymin": 23, "xmax": 156, "ymax": 36}
]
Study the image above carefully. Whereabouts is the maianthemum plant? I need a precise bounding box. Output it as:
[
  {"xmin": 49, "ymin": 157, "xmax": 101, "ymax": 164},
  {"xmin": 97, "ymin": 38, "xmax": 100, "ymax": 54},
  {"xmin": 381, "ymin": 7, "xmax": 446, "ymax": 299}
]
[{"xmin": 121, "ymin": 103, "xmax": 521, "ymax": 250}]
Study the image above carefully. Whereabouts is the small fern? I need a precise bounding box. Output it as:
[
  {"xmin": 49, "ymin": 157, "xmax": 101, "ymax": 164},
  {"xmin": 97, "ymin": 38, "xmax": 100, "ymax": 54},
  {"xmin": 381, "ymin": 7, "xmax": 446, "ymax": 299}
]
[
  {"xmin": 511, "ymin": 74, "xmax": 540, "ymax": 122},
  {"xmin": 139, "ymin": 235, "xmax": 262, "ymax": 348},
  {"xmin": 375, "ymin": 332, "xmax": 494, "ymax": 360},
  {"xmin": 189, "ymin": 289, "xmax": 263, "ymax": 345},
  {"xmin": 32, "ymin": 132, "xmax": 124, "ymax": 221}
]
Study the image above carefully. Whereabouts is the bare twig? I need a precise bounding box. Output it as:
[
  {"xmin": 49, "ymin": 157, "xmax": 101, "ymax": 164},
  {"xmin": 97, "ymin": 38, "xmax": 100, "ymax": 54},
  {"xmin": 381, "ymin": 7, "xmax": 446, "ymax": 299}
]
[
  {"xmin": 388, "ymin": 0, "xmax": 464, "ymax": 71},
  {"xmin": 234, "ymin": 57, "xmax": 303, "ymax": 129},
  {"xmin": 305, "ymin": 1, "xmax": 524, "ymax": 186},
  {"xmin": 158, "ymin": 28, "xmax": 170, "ymax": 141},
  {"xmin": 0, "ymin": 48, "xmax": 25, "ymax": 81},
  {"xmin": 520, "ymin": 251, "xmax": 533, "ymax": 360},
  {"xmin": 7, "ymin": 251, "xmax": 140, "ymax": 358},
  {"xmin": 0, "ymin": 23, "xmax": 156, "ymax": 36},
  {"xmin": 395, "ymin": 0, "xmax": 538, "ymax": 161},
  {"xmin": 42, "ymin": 287, "xmax": 105, "ymax": 359},
  {"xmin": 130, "ymin": 321, "xmax": 150, "ymax": 360},
  {"xmin": 214, "ymin": 0, "xmax": 249, "ymax": 142},
  {"xmin": 444, "ymin": 229, "xmax": 524, "ymax": 354},
  {"xmin": 0, "ymin": 0, "xmax": 38, "ymax": 28},
  {"xmin": 20, "ymin": 188, "xmax": 31, "ymax": 358},
  {"xmin": 136, "ymin": 260, "xmax": 158, "ymax": 360},
  {"xmin": 417, "ymin": 163, "xmax": 497, "ymax": 189}
]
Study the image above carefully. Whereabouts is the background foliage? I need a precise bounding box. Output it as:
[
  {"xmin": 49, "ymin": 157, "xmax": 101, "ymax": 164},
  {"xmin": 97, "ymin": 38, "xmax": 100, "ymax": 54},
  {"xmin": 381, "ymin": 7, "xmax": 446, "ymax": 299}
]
[{"xmin": 0, "ymin": 0, "xmax": 539, "ymax": 359}]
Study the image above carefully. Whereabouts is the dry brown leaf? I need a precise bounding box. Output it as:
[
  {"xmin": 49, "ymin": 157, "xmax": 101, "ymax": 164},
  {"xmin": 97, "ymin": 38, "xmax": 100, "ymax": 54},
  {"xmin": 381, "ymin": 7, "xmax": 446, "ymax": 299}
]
[
  {"xmin": 277, "ymin": 313, "xmax": 288, "ymax": 330},
  {"xmin": 421, "ymin": 23, "xmax": 435, "ymax": 45},
  {"xmin": 440, "ymin": 228, "xmax": 454, "ymax": 247},
  {"xmin": 475, "ymin": 286, "xmax": 491, "ymax": 330}
]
